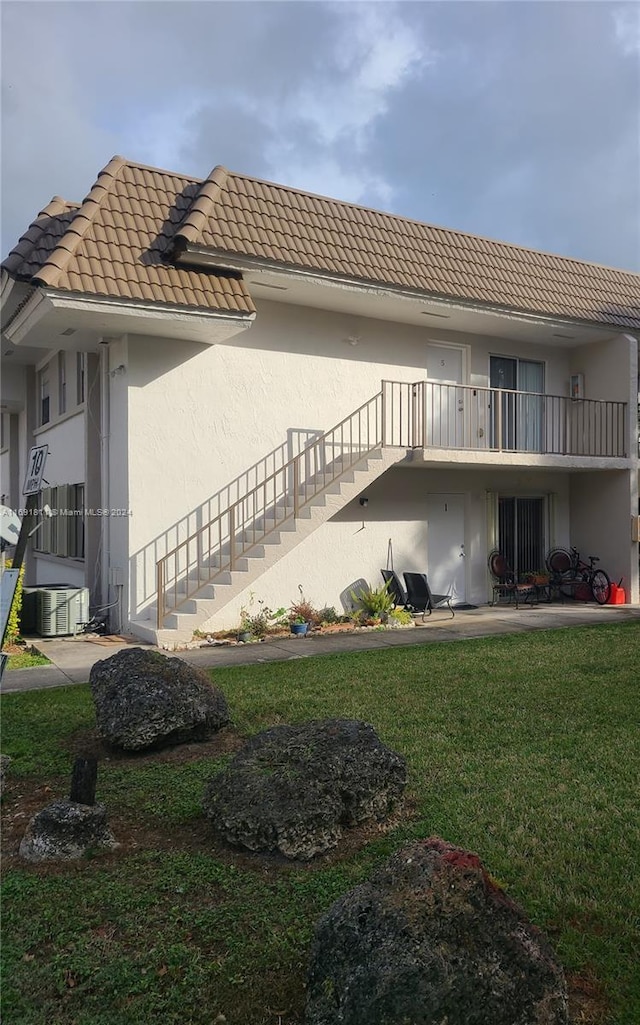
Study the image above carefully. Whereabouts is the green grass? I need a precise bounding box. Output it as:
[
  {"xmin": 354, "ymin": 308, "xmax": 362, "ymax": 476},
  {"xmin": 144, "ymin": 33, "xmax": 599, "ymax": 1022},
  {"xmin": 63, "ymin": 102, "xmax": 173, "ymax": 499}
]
[
  {"xmin": 2, "ymin": 623, "xmax": 639, "ymax": 1024},
  {"xmin": 5, "ymin": 648, "xmax": 50, "ymax": 670}
]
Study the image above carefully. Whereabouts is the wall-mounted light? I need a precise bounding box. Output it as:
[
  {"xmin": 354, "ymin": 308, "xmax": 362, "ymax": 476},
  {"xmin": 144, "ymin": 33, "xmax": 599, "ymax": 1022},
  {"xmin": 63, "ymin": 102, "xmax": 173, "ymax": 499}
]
[
  {"xmin": 359, "ymin": 497, "xmax": 369, "ymax": 507},
  {"xmin": 344, "ymin": 335, "xmax": 361, "ymax": 347},
  {"xmin": 109, "ymin": 364, "xmax": 126, "ymax": 378}
]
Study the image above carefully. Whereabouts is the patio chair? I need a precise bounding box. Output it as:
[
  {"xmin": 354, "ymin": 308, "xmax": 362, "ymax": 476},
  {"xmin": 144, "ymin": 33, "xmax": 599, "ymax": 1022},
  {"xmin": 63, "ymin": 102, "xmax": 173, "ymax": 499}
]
[
  {"xmin": 488, "ymin": 550, "xmax": 537, "ymax": 608},
  {"xmin": 403, "ymin": 572, "xmax": 455, "ymax": 620},
  {"xmin": 381, "ymin": 569, "xmax": 408, "ymax": 608}
]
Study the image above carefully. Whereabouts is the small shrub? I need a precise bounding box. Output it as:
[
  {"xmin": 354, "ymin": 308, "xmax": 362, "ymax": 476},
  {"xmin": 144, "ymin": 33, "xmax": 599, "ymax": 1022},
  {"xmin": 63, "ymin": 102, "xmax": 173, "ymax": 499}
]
[
  {"xmin": 389, "ymin": 608, "xmax": 414, "ymax": 626},
  {"xmin": 318, "ymin": 606, "xmax": 339, "ymax": 625},
  {"xmin": 289, "ymin": 585, "xmax": 321, "ymax": 626},
  {"xmin": 239, "ymin": 592, "xmax": 286, "ymax": 638},
  {"xmin": 350, "ymin": 581, "xmax": 395, "ymax": 619},
  {"xmin": 5, "ymin": 559, "xmax": 25, "ymax": 645}
]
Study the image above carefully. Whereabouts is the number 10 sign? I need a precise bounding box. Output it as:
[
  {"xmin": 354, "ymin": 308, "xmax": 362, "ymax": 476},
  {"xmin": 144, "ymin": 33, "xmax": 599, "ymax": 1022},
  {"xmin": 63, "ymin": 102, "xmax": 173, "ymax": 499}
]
[{"xmin": 22, "ymin": 444, "xmax": 49, "ymax": 496}]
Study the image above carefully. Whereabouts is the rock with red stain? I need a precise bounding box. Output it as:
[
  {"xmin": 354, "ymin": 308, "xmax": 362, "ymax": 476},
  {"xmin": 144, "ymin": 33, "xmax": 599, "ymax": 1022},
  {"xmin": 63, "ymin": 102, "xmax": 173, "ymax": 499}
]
[{"xmin": 306, "ymin": 836, "xmax": 569, "ymax": 1025}]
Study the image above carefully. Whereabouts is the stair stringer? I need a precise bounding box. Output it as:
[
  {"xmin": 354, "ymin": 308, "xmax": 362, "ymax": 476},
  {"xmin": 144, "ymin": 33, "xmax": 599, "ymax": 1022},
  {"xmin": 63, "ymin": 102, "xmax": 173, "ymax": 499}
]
[{"xmin": 129, "ymin": 447, "xmax": 405, "ymax": 646}]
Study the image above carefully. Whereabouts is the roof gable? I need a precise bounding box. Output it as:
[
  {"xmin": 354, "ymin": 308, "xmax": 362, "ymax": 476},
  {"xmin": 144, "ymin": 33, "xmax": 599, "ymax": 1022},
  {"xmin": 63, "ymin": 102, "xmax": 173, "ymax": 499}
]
[{"xmin": 2, "ymin": 158, "xmax": 255, "ymax": 317}]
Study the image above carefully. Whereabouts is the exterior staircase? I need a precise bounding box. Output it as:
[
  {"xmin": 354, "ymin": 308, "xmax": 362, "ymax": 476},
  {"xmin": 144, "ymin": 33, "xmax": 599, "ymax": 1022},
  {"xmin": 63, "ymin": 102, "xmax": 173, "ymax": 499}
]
[
  {"xmin": 129, "ymin": 385, "xmax": 407, "ymax": 645},
  {"xmin": 129, "ymin": 448, "xmax": 401, "ymax": 645}
]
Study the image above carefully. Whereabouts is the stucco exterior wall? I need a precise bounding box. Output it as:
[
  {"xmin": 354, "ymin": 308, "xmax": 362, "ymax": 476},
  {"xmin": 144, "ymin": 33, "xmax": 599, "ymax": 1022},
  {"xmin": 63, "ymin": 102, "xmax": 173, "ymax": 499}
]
[
  {"xmin": 32, "ymin": 410, "xmax": 85, "ymax": 488},
  {"xmin": 125, "ymin": 300, "xmax": 581, "ymax": 619},
  {"xmin": 197, "ymin": 464, "xmax": 572, "ymax": 631},
  {"xmin": 570, "ymin": 470, "xmax": 639, "ymax": 602}
]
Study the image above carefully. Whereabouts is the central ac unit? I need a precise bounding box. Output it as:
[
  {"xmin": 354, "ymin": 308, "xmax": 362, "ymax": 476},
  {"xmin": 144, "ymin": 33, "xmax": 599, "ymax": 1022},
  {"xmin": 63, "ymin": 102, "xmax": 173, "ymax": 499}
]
[{"xmin": 37, "ymin": 585, "xmax": 90, "ymax": 637}]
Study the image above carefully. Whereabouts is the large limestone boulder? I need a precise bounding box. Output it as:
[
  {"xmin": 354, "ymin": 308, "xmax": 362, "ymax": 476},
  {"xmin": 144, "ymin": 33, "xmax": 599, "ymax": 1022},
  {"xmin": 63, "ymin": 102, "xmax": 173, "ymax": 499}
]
[
  {"xmin": 19, "ymin": 800, "xmax": 117, "ymax": 862},
  {"xmin": 203, "ymin": 719, "xmax": 407, "ymax": 860},
  {"xmin": 306, "ymin": 837, "xmax": 569, "ymax": 1025},
  {"xmin": 90, "ymin": 647, "xmax": 229, "ymax": 751}
]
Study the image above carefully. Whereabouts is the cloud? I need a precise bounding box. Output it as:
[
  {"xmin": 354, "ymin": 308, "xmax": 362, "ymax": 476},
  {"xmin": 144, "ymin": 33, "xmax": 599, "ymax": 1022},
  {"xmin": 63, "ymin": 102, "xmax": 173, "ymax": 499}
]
[
  {"xmin": 1, "ymin": 0, "xmax": 638, "ymax": 269},
  {"xmin": 613, "ymin": 4, "xmax": 640, "ymax": 55}
]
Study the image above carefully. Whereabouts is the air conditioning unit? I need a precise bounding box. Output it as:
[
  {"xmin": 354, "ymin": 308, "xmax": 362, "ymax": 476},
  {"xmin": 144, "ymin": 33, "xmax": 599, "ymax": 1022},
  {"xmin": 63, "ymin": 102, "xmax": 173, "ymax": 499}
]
[{"xmin": 37, "ymin": 585, "xmax": 90, "ymax": 637}]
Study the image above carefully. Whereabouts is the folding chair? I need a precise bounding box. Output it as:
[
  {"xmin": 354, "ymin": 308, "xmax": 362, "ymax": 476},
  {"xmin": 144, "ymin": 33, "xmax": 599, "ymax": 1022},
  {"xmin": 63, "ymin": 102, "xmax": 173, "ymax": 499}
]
[
  {"xmin": 403, "ymin": 572, "xmax": 455, "ymax": 620},
  {"xmin": 380, "ymin": 569, "xmax": 409, "ymax": 608}
]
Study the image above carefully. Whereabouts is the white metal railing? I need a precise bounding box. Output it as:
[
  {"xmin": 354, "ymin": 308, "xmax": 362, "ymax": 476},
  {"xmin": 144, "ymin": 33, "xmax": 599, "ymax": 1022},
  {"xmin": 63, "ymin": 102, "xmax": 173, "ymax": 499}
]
[
  {"xmin": 157, "ymin": 379, "xmax": 626, "ymax": 625},
  {"xmin": 383, "ymin": 380, "xmax": 627, "ymax": 457}
]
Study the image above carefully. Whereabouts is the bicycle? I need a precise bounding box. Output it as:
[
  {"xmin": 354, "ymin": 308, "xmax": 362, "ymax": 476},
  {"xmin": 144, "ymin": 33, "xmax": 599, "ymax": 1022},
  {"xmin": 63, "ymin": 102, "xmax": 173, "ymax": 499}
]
[{"xmin": 545, "ymin": 546, "xmax": 611, "ymax": 605}]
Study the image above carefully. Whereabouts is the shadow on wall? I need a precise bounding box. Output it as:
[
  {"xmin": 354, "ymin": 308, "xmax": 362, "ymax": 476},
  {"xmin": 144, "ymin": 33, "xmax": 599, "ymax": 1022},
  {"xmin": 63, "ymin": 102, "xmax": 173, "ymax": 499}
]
[{"xmin": 130, "ymin": 426, "xmax": 323, "ymax": 617}]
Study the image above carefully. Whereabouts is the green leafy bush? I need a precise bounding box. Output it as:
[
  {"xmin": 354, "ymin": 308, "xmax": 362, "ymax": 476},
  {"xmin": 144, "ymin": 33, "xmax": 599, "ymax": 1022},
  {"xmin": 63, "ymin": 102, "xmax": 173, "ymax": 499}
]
[
  {"xmin": 4, "ymin": 559, "xmax": 25, "ymax": 645},
  {"xmin": 350, "ymin": 581, "xmax": 395, "ymax": 619}
]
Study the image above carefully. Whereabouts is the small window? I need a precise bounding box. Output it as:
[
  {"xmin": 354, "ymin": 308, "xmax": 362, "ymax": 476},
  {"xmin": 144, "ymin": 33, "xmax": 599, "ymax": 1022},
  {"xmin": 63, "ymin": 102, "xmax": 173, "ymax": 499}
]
[
  {"xmin": 58, "ymin": 352, "xmax": 67, "ymax": 415},
  {"xmin": 77, "ymin": 353, "xmax": 86, "ymax": 404},
  {"xmin": 34, "ymin": 483, "xmax": 84, "ymax": 560},
  {"xmin": 39, "ymin": 366, "xmax": 51, "ymax": 425}
]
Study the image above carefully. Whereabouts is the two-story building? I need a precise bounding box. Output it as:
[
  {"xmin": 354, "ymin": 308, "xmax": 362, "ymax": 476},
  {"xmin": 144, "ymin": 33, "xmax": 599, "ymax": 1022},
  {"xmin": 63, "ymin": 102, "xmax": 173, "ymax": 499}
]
[{"xmin": 1, "ymin": 156, "xmax": 639, "ymax": 644}]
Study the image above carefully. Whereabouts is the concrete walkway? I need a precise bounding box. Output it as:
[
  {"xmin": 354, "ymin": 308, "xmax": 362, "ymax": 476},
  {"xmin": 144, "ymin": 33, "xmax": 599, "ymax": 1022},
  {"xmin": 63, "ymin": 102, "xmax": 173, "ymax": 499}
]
[{"xmin": 3, "ymin": 603, "xmax": 639, "ymax": 695}]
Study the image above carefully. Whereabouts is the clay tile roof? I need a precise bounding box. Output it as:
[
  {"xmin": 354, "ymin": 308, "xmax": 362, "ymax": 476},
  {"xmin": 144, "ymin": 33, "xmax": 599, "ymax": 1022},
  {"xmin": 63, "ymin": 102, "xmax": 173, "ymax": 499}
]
[
  {"xmin": 2, "ymin": 158, "xmax": 255, "ymax": 318},
  {"xmin": 4, "ymin": 157, "xmax": 639, "ymax": 329},
  {"xmin": 2, "ymin": 196, "xmax": 81, "ymax": 278},
  {"xmin": 181, "ymin": 168, "xmax": 640, "ymax": 330}
]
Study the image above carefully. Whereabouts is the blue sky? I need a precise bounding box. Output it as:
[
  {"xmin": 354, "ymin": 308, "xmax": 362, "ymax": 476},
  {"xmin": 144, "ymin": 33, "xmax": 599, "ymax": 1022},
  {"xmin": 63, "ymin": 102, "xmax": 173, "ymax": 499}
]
[{"xmin": 2, "ymin": 0, "xmax": 639, "ymax": 270}]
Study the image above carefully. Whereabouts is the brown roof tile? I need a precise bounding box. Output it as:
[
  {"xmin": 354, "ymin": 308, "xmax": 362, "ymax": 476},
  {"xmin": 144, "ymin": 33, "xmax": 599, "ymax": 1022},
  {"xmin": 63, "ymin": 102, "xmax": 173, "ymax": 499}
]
[
  {"xmin": 4, "ymin": 157, "xmax": 638, "ymax": 329},
  {"xmin": 176, "ymin": 167, "xmax": 639, "ymax": 329},
  {"xmin": 2, "ymin": 159, "xmax": 255, "ymax": 318}
]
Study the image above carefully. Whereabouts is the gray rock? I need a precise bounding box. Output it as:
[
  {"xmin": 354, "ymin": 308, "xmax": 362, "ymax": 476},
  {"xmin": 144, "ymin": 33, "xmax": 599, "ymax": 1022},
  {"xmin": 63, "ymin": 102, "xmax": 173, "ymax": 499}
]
[
  {"xmin": 90, "ymin": 647, "xmax": 229, "ymax": 750},
  {"xmin": 19, "ymin": 799, "xmax": 117, "ymax": 862},
  {"xmin": 306, "ymin": 836, "xmax": 569, "ymax": 1025},
  {"xmin": 203, "ymin": 719, "xmax": 407, "ymax": 860},
  {"xmin": 0, "ymin": 754, "xmax": 11, "ymax": 797}
]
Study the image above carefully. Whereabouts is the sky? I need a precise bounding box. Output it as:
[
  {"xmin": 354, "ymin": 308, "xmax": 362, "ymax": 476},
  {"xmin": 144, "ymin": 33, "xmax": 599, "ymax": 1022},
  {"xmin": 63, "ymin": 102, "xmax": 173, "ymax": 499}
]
[{"xmin": 1, "ymin": 0, "xmax": 639, "ymax": 271}]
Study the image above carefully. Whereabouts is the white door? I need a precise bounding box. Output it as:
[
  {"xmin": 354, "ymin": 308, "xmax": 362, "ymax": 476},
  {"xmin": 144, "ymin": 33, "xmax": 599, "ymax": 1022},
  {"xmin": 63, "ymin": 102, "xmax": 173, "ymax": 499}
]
[
  {"xmin": 425, "ymin": 494, "xmax": 466, "ymax": 604},
  {"xmin": 425, "ymin": 345, "xmax": 464, "ymax": 448}
]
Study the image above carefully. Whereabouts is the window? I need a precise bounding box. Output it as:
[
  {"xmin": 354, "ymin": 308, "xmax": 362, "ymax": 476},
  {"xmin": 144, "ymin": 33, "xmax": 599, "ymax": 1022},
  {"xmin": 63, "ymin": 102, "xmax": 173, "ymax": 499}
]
[
  {"xmin": 77, "ymin": 352, "xmax": 86, "ymax": 404},
  {"xmin": 34, "ymin": 483, "xmax": 85, "ymax": 559},
  {"xmin": 69, "ymin": 484, "xmax": 85, "ymax": 558},
  {"xmin": 58, "ymin": 352, "xmax": 67, "ymax": 415},
  {"xmin": 39, "ymin": 365, "xmax": 51, "ymax": 425}
]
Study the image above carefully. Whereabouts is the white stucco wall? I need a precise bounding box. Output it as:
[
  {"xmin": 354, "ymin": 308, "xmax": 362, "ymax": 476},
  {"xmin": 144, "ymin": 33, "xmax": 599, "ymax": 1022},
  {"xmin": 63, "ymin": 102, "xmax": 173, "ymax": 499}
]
[
  {"xmin": 196, "ymin": 464, "xmax": 572, "ymax": 630},
  {"xmin": 124, "ymin": 300, "xmax": 582, "ymax": 620},
  {"xmin": 32, "ymin": 410, "xmax": 85, "ymax": 487}
]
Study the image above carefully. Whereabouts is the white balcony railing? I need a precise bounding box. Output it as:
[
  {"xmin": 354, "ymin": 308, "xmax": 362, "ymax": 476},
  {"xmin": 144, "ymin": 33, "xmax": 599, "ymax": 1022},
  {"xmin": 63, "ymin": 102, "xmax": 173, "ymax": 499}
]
[{"xmin": 383, "ymin": 381, "xmax": 627, "ymax": 458}]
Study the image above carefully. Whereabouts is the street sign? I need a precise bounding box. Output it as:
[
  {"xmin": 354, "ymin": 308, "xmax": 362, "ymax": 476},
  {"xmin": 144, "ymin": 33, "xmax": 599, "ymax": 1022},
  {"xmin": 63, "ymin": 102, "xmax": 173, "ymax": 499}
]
[{"xmin": 23, "ymin": 444, "xmax": 49, "ymax": 496}]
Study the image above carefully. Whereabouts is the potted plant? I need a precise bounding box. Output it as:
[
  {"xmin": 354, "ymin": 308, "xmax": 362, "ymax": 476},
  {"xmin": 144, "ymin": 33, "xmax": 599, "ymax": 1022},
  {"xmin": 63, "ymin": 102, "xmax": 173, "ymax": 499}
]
[
  {"xmin": 237, "ymin": 605, "xmax": 253, "ymax": 643},
  {"xmin": 289, "ymin": 586, "xmax": 320, "ymax": 631},
  {"xmin": 290, "ymin": 615, "xmax": 309, "ymax": 636}
]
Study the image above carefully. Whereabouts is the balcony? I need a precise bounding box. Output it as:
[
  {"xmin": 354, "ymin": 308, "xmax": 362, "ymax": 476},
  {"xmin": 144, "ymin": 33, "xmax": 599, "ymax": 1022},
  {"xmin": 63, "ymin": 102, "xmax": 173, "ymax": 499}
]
[{"xmin": 383, "ymin": 381, "xmax": 627, "ymax": 459}]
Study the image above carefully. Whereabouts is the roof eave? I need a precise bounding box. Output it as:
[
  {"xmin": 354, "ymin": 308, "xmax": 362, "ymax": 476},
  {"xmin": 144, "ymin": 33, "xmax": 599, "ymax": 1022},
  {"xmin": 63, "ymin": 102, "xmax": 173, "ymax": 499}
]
[{"xmin": 175, "ymin": 243, "xmax": 637, "ymax": 334}]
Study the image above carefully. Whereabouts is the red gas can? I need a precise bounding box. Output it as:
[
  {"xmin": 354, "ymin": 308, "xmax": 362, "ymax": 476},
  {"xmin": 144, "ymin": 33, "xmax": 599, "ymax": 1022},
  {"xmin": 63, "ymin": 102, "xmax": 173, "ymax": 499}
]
[{"xmin": 607, "ymin": 583, "xmax": 626, "ymax": 605}]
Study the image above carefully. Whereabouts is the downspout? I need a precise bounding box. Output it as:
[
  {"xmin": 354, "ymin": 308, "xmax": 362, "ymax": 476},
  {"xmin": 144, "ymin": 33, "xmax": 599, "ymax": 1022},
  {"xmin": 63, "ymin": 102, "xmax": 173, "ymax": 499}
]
[{"xmin": 99, "ymin": 339, "xmax": 111, "ymax": 616}]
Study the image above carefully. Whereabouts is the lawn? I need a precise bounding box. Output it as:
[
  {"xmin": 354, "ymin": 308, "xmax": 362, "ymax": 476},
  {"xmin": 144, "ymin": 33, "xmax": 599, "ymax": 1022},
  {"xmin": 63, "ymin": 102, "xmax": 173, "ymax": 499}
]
[{"xmin": 1, "ymin": 623, "xmax": 639, "ymax": 1025}]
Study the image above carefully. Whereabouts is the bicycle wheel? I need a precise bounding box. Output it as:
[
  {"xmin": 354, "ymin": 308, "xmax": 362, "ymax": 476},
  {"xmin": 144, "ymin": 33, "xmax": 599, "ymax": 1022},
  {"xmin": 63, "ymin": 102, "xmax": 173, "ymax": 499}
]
[
  {"xmin": 546, "ymin": 547, "xmax": 573, "ymax": 575},
  {"xmin": 591, "ymin": 570, "xmax": 611, "ymax": 605}
]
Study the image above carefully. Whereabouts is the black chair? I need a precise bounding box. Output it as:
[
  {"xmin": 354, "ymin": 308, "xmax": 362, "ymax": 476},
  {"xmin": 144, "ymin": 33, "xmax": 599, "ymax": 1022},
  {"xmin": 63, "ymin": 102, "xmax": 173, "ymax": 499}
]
[
  {"xmin": 403, "ymin": 572, "xmax": 455, "ymax": 620},
  {"xmin": 381, "ymin": 569, "xmax": 408, "ymax": 608}
]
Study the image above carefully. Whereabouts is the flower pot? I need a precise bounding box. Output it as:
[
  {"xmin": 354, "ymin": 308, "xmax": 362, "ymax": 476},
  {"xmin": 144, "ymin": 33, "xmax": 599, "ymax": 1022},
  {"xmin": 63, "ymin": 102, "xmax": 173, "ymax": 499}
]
[{"xmin": 290, "ymin": 622, "xmax": 308, "ymax": 636}]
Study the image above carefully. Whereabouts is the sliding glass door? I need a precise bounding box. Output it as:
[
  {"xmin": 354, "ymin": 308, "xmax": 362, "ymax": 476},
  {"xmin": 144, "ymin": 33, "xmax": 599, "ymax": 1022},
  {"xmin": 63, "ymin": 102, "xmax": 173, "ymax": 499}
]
[{"xmin": 489, "ymin": 356, "xmax": 544, "ymax": 452}]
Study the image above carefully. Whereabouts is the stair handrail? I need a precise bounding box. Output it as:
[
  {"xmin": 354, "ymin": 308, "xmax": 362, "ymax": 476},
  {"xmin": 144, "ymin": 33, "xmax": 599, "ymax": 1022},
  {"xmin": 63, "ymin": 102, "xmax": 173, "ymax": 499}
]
[{"xmin": 157, "ymin": 387, "xmax": 386, "ymax": 626}]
